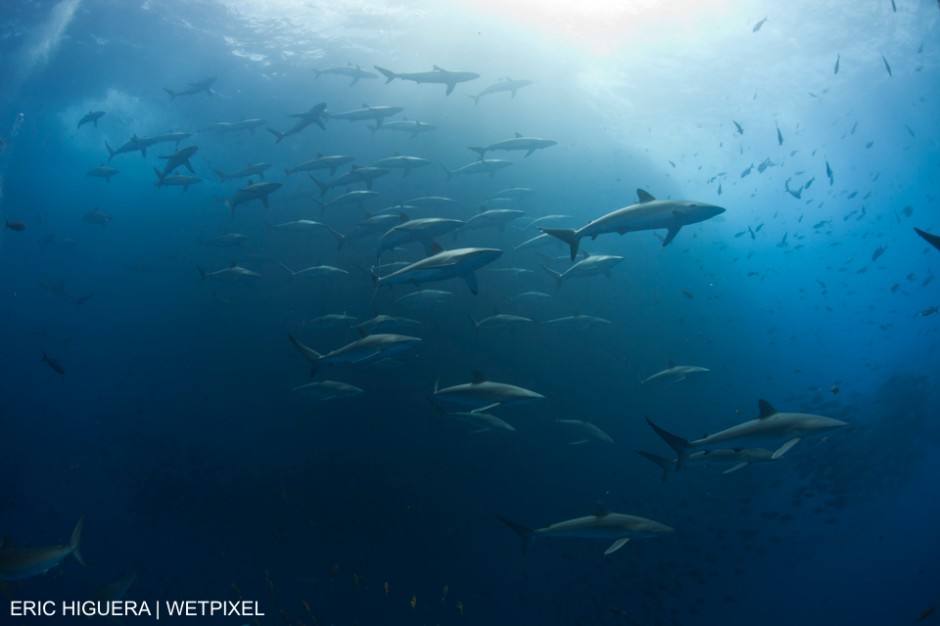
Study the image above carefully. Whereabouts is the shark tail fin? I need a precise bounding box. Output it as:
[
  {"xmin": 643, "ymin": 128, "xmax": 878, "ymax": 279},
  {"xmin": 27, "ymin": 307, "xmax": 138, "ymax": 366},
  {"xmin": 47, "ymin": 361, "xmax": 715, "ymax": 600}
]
[
  {"xmin": 541, "ymin": 265, "xmax": 563, "ymax": 290},
  {"xmin": 328, "ymin": 226, "xmax": 347, "ymax": 249},
  {"xmin": 634, "ymin": 450, "xmax": 675, "ymax": 483},
  {"xmin": 468, "ymin": 146, "xmax": 486, "ymax": 160},
  {"xmin": 495, "ymin": 515, "xmax": 535, "ymax": 554},
  {"xmin": 539, "ymin": 228, "xmax": 580, "ymax": 261},
  {"xmin": 288, "ymin": 333, "xmax": 322, "ymax": 377},
  {"xmin": 267, "ymin": 128, "xmax": 285, "ymax": 143},
  {"xmin": 213, "ymin": 168, "xmax": 227, "ymax": 183},
  {"xmin": 374, "ymin": 65, "xmax": 397, "ymax": 83},
  {"xmin": 75, "ymin": 293, "xmax": 94, "ymax": 306},
  {"xmin": 645, "ymin": 417, "xmax": 691, "ymax": 470},
  {"xmin": 197, "ymin": 265, "xmax": 207, "ymax": 283},
  {"xmin": 152, "ymin": 167, "xmax": 165, "ymax": 185},
  {"xmin": 164, "ymin": 88, "xmax": 176, "ymax": 99},
  {"xmin": 468, "ymin": 93, "xmax": 480, "ymax": 105},
  {"xmin": 440, "ymin": 163, "xmax": 454, "ymax": 182},
  {"xmin": 70, "ymin": 515, "xmax": 85, "ymax": 566},
  {"xmin": 105, "ymin": 141, "xmax": 116, "ymax": 161},
  {"xmin": 311, "ymin": 176, "xmax": 329, "ymax": 197}
]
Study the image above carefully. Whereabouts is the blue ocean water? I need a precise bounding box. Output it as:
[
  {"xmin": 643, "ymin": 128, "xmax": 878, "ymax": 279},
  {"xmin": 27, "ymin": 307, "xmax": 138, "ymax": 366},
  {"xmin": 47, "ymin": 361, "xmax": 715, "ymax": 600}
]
[{"xmin": 1, "ymin": 0, "xmax": 939, "ymax": 624}]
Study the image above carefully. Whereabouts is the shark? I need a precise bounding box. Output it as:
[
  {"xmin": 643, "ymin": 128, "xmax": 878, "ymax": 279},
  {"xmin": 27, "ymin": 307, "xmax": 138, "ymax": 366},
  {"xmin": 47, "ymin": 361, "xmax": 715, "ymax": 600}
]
[
  {"xmin": 285, "ymin": 153, "xmax": 355, "ymax": 177},
  {"xmin": 197, "ymin": 262, "xmax": 261, "ymax": 282},
  {"xmin": 432, "ymin": 370, "xmax": 544, "ymax": 409},
  {"xmin": 371, "ymin": 246, "xmax": 502, "ymax": 294},
  {"xmin": 164, "ymin": 76, "xmax": 216, "ymax": 99},
  {"xmin": 214, "ymin": 162, "xmax": 271, "ymax": 182},
  {"xmin": 374, "ymin": 65, "xmax": 479, "ymax": 95},
  {"xmin": 77, "ymin": 110, "xmax": 105, "ymax": 129},
  {"xmin": 469, "ymin": 133, "xmax": 557, "ymax": 158},
  {"xmin": 468, "ymin": 78, "xmax": 533, "ymax": 104},
  {"xmin": 225, "ymin": 181, "xmax": 282, "ymax": 213},
  {"xmin": 293, "ymin": 380, "xmax": 365, "ymax": 401},
  {"xmin": 267, "ymin": 103, "xmax": 327, "ymax": 142},
  {"xmin": 313, "ymin": 64, "xmax": 377, "ymax": 85},
  {"xmin": 496, "ymin": 505, "xmax": 673, "ymax": 555},
  {"xmin": 640, "ymin": 364, "xmax": 710, "ymax": 385},
  {"xmin": 152, "ymin": 169, "xmax": 201, "ymax": 191},
  {"xmin": 289, "ymin": 332, "xmax": 421, "ymax": 377},
  {"xmin": 327, "ymin": 105, "xmax": 403, "ymax": 128},
  {"xmin": 377, "ymin": 217, "xmax": 465, "ymax": 258},
  {"xmin": 646, "ymin": 399, "xmax": 848, "ymax": 469},
  {"xmin": 371, "ymin": 155, "xmax": 431, "ymax": 177},
  {"xmin": 85, "ymin": 166, "xmax": 118, "ymax": 182},
  {"xmin": 540, "ymin": 189, "xmax": 726, "ymax": 260},
  {"xmin": 635, "ymin": 444, "xmax": 789, "ymax": 482},
  {"xmin": 157, "ymin": 145, "xmax": 198, "ymax": 176},
  {"xmin": 0, "ymin": 516, "xmax": 85, "ymax": 581},
  {"xmin": 442, "ymin": 159, "xmax": 512, "ymax": 181},
  {"xmin": 542, "ymin": 253, "xmax": 623, "ymax": 288}
]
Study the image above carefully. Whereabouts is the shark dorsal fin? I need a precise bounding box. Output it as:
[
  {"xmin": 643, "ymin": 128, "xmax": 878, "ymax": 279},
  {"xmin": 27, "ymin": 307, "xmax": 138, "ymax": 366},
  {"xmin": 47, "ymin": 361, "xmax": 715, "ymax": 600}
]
[
  {"xmin": 595, "ymin": 503, "xmax": 610, "ymax": 517},
  {"xmin": 433, "ymin": 65, "xmax": 444, "ymax": 71},
  {"xmin": 636, "ymin": 189, "xmax": 656, "ymax": 203},
  {"xmin": 757, "ymin": 399, "xmax": 776, "ymax": 419},
  {"xmin": 429, "ymin": 242, "xmax": 444, "ymax": 256},
  {"xmin": 471, "ymin": 370, "xmax": 486, "ymax": 384},
  {"xmin": 229, "ymin": 260, "xmax": 237, "ymax": 268},
  {"xmin": 514, "ymin": 132, "xmax": 522, "ymax": 138},
  {"xmin": 667, "ymin": 359, "xmax": 675, "ymax": 368},
  {"xmin": 357, "ymin": 327, "xmax": 368, "ymax": 339},
  {"xmin": 399, "ymin": 212, "xmax": 410, "ymax": 223}
]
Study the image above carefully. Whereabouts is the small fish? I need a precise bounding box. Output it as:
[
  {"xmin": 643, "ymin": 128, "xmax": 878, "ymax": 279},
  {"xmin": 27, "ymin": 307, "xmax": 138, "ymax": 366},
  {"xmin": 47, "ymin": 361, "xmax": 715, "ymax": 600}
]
[
  {"xmin": 833, "ymin": 53, "xmax": 840, "ymax": 75},
  {"xmin": 881, "ymin": 54, "xmax": 893, "ymax": 77},
  {"xmin": 825, "ymin": 159, "xmax": 834, "ymax": 185},
  {"xmin": 5, "ymin": 220, "xmax": 26, "ymax": 231},
  {"xmin": 752, "ymin": 17, "xmax": 768, "ymax": 32},
  {"xmin": 872, "ymin": 245, "xmax": 887, "ymax": 262},
  {"xmin": 890, "ymin": 0, "xmax": 897, "ymax": 12},
  {"xmin": 41, "ymin": 351, "xmax": 65, "ymax": 375},
  {"xmin": 733, "ymin": 120, "xmax": 743, "ymax": 135},
  {"xmin": 776, "ymin": 124, "xmax": 783, "ymax": 146}
]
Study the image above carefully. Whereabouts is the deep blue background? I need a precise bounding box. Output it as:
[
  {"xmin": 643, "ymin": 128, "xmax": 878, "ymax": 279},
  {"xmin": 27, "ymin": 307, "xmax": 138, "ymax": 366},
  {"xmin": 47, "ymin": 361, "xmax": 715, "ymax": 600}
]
[{"xmin": 1, "ymin": 1, "xmax": 938, "ymax": 624}]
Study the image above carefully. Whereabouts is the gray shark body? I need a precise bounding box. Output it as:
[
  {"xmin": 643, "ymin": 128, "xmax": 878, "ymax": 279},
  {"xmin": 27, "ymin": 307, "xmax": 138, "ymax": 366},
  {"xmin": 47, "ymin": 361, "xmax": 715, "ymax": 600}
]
[
  {"xmin": 647, "ymin": 399, "xmax": 848, "ymax": 469},
  {"xmin": 0, "ymin": 516, "xmax": 84, "ymax": 581},
  {"xmin": 375, "ymin": 65, "xmax": 479, "ymax": 95},
  {"xmin": 496, "ymin": 506, "xmax": 672, "ymax": 555},
  {"xmin": 541, "ymin": 189, "xmax": 726, "ymax": 260},
  {"xmin": 372, "ymin": 246, "xmax": 501, "ymax": 294}
]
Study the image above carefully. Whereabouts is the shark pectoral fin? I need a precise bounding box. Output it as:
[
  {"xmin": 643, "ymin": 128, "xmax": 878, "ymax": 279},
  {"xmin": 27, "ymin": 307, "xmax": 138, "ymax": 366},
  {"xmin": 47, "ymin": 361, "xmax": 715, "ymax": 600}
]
[
  {"xmin": 472, "ymin": 402, "xmax": 501, "ymax": 413},
  {"xmin": 445, "ymin": 82, "xmax": 456, "ymax": 96},
  {"xmin": 462, "ymin": 272, "xmax": 479, "ymax": 294},
  {"xmin": 722, "ymin": 462, "xmax": 748, "ymax": 474},
  {"xmin": 604, "ymin": 537, "xmax": 630, "ymax": 555},
  {"xmin": 662, "ymin": 226, "xmax": 681, "ymax": 246},
  {"xmin": 773, "ymin": 437, "xmax": 801, "ymax": 459}
]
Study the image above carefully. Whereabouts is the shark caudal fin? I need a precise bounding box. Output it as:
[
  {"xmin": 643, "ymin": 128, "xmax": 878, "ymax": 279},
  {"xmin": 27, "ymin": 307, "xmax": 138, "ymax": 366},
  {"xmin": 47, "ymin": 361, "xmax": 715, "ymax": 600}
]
[
  {"xmin": 311, "ymin": 176, "xmax": 330, "ymax": 197},
  {"xmin": 468, "ymin": 146, "xmax": 487, "ymax": 160},
  {"xmin": 495, "ymin": 515, "xmax": 536, "ymax": 554},
  {"xmin": 266, "ymin": 128, "xmax": 286, "ymax": 143},
  {"xmin": 105, "ymin": 142, "xmax": 116, "ymax": 161},
  {"xmin": 914, "ymin": 227, "xmax": 940, "ymax": 253},
  {"xmin": 374, "ymin": 66, "xmax": 397, "ymax": 83},
  {"xmin": 70, "ymin": 515, "xmax": 86, "ymax": 566},
  {"xmin": 288, "ymin": 334, "xmax": 322, "ymax": 377},
  {"xmin": 163, "ymin": 88, "xmax": 177, "ymax": 100},
  {"xmin": 634, "ymin": 450, "xmax": 676, "ymax": 483},
  {"xmin": 645, "ymin": 417, "xmax": 692, "ymax": 470},
  {"xmin": 538, "ymin": 228, "xmax": 580, "ymax": 261}
]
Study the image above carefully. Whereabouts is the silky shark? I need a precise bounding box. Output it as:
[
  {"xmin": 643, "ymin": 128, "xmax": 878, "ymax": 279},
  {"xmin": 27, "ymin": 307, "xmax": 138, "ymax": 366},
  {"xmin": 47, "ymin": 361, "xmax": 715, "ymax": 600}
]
[
  {"xmin": 541, "ymin": 189, "xmax": 726, "ymax": 260},
  {"xmin": 0, "ymin": 516, "xmax": 85, "ymax": 581},
  {"xmin": 646, "ymin": 399, "xmax": 848, "ymax": 469},
  {"xmin": 469, "ymin": 78, "xmax": 533, "ymax": 104},
  {"xmin": 635, "ymin": 445, "xmax": 789, "ymax": 482},
  {"xmin": 225, "ymin": 180, "xmax": 282, "ymax": 213},
  {"xmin": 640, "ymin": 364, "xmax": 710, "ymax": 385},
  {"xmin": 77, "ymin": 110, "xmax": 105, "ymax": 129},
  {"xmin": 214, "ymin": 162, "xmax": 271, "ymax": 182},
  {"xmin": 371, "ymin": 246, "xmax": 502, "ymax": 294},
  {"xmin": 432, "ymin": 370, "xmax": 544, "ymax": 409},
  {"xmin": 496, "ymin": 505, "xmax": 672, "ymax": 556},
  {"xmin": 267, "ymin": 103, "xmax": 327, "ymax": 142},
  {"xmin": 164, "ymin": 77, "xmax": 216, "ymax": 99},
  {"xmin": 289, "ymin": 332, "xmax": 420, "ymax": 377},
  {"xmin": 374, "ymin": 65, "xmax": 479, "ymax": 95},
  {"xmin": 313, "ymin": 64, "xmax": 377, "ymax": 85},
  {"xmin": 469, "ymin": 133, "xmax": 557, "ymax": 158}
]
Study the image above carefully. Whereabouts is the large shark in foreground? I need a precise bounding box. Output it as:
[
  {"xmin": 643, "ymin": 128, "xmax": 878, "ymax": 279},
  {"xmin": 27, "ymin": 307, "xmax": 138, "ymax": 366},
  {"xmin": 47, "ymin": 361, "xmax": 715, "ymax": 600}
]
[
  {"xmin": 646, "ymin": 399, "xmax": 848, "ymax": 469},
  {"xmin": 540, "ymin": 189, "xmax": 726, "ymax": 260},
  {"xmin": 0, "ymin": 516, "xmax": 85, "ymax": 581},
  {"xmin": 374, "ymin": 65, "xmax": 479, "ymax": 95},
  {"xmin": 496, "ymin": 505, "xmax": 673, "ymax": 555},
  {"xmin": 432, "ymin": 370, "xmax": 544, "ymax": 410},
  {"xmin": 371, "ymin": 246, "xmax": 502, "ymax": 294}
]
